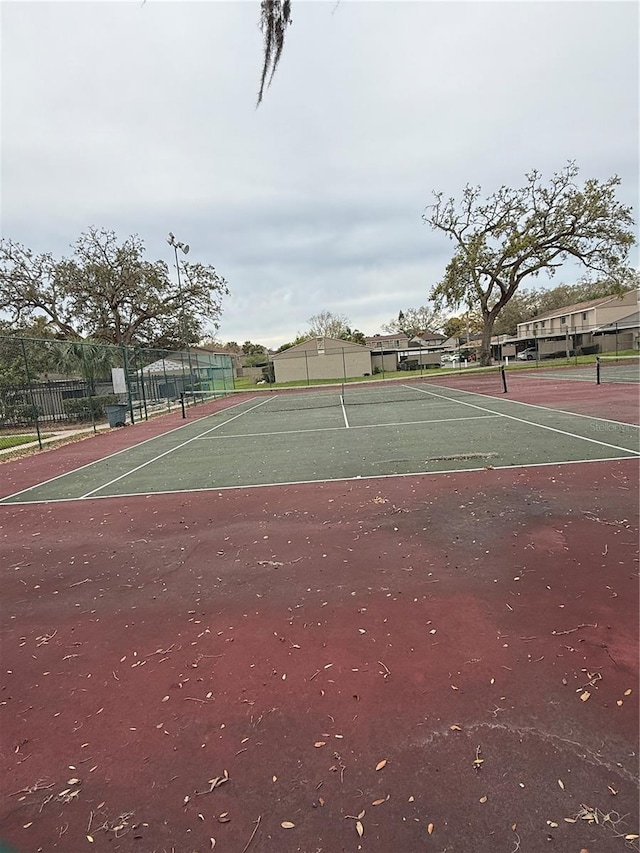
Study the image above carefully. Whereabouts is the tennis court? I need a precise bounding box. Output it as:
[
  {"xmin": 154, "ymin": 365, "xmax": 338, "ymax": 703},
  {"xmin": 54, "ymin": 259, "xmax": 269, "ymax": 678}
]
[
  {"xmin": 2, "ymin": 373, "xmax": 638, "ymax": 504},
  {"xmin": 1, "ymin": 368, "xmax": 638, "ymax": 853},
  {"xmin": 512, "ymin": 353, "xmax": 640, "ymax": 384}
]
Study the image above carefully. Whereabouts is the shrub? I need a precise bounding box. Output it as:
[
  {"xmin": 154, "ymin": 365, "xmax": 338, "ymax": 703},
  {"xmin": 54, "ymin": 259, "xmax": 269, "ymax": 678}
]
[
  {"xmin": 62, "ymin": 394, "xmax": 119, "ymax": 421},
  {"xmin": 0, "ymin": 402, "xmax": 39, "ymax": 424}
]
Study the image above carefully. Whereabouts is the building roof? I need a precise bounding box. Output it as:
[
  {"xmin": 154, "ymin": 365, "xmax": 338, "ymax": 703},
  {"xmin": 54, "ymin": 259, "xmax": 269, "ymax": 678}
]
[
  {"xmin": 414, "ymin": 331, "xmax": 447, "ymax": 341},
  {"xmin": 365, "ymin": 333, "xmax": 412, "ymax": 343},
  {"xmin": 142, "ymin": 358, "xmax": 186, "ymax": 374},
  {"xmin": 272, "ymin": 336, "xmax": 370, "ymax": 357},
  {"xmin": 366, "ymin": 331, "xmax": 446, "ymax": 347},
  {"xmin": 525, "ymin": 293, "xmax": 627, "ymax": 324},
  {"xmin": 594, "ymin": 311, "xmax": 640, "ymax": 332}
]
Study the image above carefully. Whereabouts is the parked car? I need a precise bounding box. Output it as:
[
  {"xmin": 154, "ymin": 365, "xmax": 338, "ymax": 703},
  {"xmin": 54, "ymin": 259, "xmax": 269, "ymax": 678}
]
[
  {"xmin": 440, "ymin": 353, "xmax": 460, "ymax": 364},
  {"xmin": 516, "ymin": 348, "xmax": 538, "ymax": 361}
]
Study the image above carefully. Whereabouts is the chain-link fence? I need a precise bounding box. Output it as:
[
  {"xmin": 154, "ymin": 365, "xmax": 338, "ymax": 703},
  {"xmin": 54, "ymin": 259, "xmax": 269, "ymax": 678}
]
[
  {"xmin": 0, "ymin": 336, "xmax": 234, "ymax": 452},
  {"xmin": 269, "ymin": 324, "xmax": 639, "ymax": 387}
]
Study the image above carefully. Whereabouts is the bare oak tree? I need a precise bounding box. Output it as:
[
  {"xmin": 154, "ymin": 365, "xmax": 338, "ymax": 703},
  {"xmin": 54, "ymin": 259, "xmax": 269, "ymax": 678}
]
[
  {"xmin": 0, "ymin": 228, "xmax": 229, "ymax": 348},
  {"xmin": 381, "ymin": 306, "xmax": 444, "ymax": 338},
  {"xmin": 306, "ymin": 311, "xmax": 351, "ymax": 339},
  {"xmin": 424, "ymin": 162, "xmax": 636, "ymax": 365}
]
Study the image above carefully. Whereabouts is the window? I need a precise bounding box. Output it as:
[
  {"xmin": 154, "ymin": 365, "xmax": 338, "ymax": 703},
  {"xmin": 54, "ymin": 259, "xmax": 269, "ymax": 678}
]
[
  {"xmin": 582, "ymin": 312, "xmax": 588, "ymax": 320},
  {"xmin": 541, "ymin": 321, "xmax": 546, "ymax": 328},
  {"xmin": 316, "ymin": 337, "xmax": 325, "ymax": 354},
  {"xmin": 560, "ymin": 316, "xmax": 567, "ymax": 325}
]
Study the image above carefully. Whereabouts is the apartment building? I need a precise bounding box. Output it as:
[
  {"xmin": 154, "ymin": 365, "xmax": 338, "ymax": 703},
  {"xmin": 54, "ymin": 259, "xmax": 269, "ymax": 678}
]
[{"xmin": 515, "ymin": 289, "xmax": 639, "ymax": 354}]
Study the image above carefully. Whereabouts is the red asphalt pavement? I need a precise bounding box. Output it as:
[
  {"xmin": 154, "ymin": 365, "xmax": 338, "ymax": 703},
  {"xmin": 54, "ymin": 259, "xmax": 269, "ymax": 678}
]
[{"xmin": 1, "ymin": 459, "xmax": 638, "ymax": 853}]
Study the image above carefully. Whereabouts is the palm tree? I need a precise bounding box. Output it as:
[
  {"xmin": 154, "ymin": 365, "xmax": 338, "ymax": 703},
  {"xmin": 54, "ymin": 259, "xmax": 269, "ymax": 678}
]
[{"xmin": 51, "ymin": 340, "xmax": 121, "ymax": 393}]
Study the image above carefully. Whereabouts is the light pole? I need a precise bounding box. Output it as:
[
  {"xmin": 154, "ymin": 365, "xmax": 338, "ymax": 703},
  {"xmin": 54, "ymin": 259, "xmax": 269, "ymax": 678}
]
[{"xmin": 167, "ymin": 232, "xmax": 195, "ymax": 399}]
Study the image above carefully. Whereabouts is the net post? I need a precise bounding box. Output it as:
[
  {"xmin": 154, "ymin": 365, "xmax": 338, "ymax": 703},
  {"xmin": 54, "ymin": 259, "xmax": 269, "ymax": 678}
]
[
  {"xmin": 180, "ymin": 393, "xmax": 186, "ymax": 418},
  {"xmin": 500, "ymin": 364, "xmax": 508, "ymax": 394},
  {"xmin": 596, "ymin": 357, "xmax": 601, "ymax": 385},
  {"xmin": 21, "ymin": 337, "xmax": 43, "ymax": 450},
  {"xmin": 79, "ymin": 341, "xmax": 98, "ymax": 435}
]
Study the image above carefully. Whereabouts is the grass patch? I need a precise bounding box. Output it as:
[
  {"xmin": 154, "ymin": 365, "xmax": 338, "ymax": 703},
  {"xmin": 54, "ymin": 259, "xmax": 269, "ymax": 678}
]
[
  {"xmin": 0, "ymin": 433, "xmax": 52, "ymax": 449},
  {"xmin": 231, "ymin": 376, "xmax": 257, "ymax": 390}
]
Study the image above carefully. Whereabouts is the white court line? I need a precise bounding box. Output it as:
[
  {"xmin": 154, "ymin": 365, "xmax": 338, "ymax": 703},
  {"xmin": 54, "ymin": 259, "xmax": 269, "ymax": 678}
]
[
  {"xmin": 0, "ymin": 397, "xmax": 491, "ymax": 504},
  {"xmin": 192, "ymin": 413, "xmax": 501, "ymax": 439},
  {"xmin": 340, "ymin": 395, "xmax": 350, "ymax": 428},
  {"xmin": 0, "ymin": 394, "xmax": 262, "ymax": 504},
  {"xmin": 2, "ymin": 379, "xmax": 635, "ymax": 504},
  {"xmin": 78, "ymin": 397, "xmax": 273, "ymax": 499},
  {"xmin": 405, "ymin": 385, "xmax": 640, "ymax": 456},
  {"xmin": 5, "ymin": 455, "xmax": 637, "ymax": 505}
]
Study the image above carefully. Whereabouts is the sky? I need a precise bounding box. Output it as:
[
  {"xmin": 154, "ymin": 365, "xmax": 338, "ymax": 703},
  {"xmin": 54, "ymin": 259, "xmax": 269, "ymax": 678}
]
[{"xmin": 1, "ymin": 0, "xmax": 638, "ymax": 349}]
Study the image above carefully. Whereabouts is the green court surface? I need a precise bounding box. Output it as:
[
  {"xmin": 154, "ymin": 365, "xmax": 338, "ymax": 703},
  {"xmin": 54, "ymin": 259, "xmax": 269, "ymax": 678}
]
[{"xmin": 2, "ymin": 383, "xmax": 638, "ymax": 504}]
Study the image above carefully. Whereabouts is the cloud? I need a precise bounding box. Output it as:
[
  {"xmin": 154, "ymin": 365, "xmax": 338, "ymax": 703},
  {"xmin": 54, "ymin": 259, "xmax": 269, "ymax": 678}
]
[{"xmin": 1, "ymin": 1, "xmax": 637, "ymax": 347}]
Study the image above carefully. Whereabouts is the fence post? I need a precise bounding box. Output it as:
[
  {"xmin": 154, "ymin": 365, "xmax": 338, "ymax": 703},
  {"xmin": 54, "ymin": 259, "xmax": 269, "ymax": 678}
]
[
  {"xmin": 305, "ymin": 351, "xmax": 310, "ymax": 385},
  {"xmin": 161, "ymin": 353, "xmax": 171, "ymax": 412},
  {"xmin": 121, "ymin": 345, "xmax": 135, "ymax": 424},
  {"xmin": 136, "ymin": 349, "xmax": 149, "ymax": 420},
  {"xmin": 186, "ymin": 347, "xmax": 196, "ymax": 399},
  {"xmin": 342, "ymin": 347, "xmax": 347, "ymax": 384},
  {"xmin": 21, "ymin": 338, "xmax": 43, "ymax": 449},
  {"xmin": 615, "ymin": 323, "xmax": 619, "ymax": 358},
  {"xmin": 79, "ymin": 342, "xmax": 97, "ymax": 435}
]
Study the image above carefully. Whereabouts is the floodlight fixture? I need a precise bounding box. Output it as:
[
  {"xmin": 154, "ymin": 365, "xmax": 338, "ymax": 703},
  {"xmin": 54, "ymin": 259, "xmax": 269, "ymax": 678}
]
[
  {"xmin": 168, "ymin": 233, "xmax": 190, "ymax": 255},
  {"xmin": 166, "ymin": 231, "xmax": 195, "ymax": 386}
]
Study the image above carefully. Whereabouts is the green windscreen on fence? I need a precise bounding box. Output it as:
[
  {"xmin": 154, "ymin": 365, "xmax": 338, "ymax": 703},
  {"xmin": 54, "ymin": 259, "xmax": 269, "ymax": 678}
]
[{"xmin": 0, "ymin": 336, "xmax": 234, "ymax": 451}]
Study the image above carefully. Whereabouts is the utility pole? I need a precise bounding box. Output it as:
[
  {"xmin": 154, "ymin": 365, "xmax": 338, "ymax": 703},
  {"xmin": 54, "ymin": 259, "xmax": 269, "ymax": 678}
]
[{"xmin": 167, "ymin": 232, "xmax": 196, "ymax": 400}]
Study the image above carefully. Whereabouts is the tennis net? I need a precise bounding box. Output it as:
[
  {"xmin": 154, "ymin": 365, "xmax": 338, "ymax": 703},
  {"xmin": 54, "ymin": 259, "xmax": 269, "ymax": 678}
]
[
  {"xmin": 183, "ymin": 368, "xmax": 506, "ymax": 413},
  {"xmin": 596, "ymin": 354, "xmax": 640, "ymax": 384}
]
